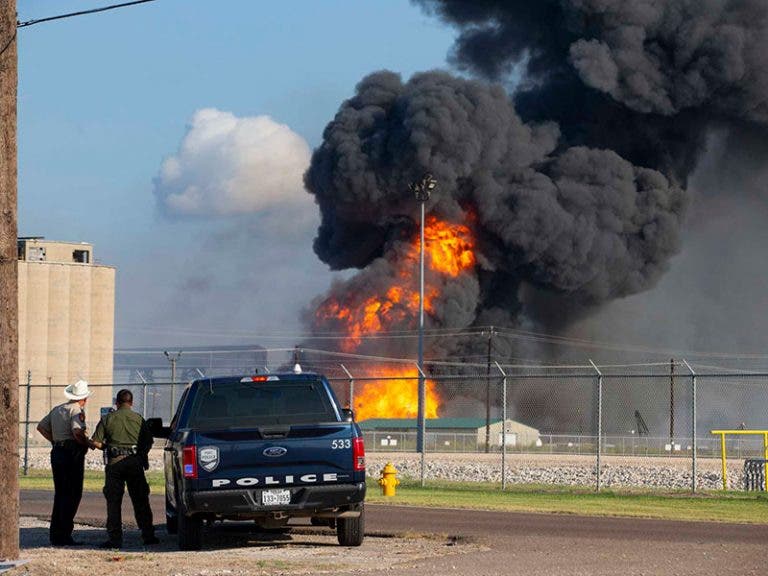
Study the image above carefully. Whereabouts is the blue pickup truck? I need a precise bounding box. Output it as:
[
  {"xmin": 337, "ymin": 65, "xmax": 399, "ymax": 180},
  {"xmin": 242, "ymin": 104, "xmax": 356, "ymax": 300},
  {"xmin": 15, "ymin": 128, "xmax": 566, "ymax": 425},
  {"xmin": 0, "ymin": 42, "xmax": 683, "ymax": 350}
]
[{"xmin": 149, "ymin": 370, "xmax": 367, "ymax": 550}]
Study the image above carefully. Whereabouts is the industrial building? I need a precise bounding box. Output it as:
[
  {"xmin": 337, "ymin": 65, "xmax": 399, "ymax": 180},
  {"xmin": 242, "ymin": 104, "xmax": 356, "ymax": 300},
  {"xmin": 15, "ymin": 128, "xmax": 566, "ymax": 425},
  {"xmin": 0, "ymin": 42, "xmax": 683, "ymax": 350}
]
[
  {"xmin": 359, "ymin": 417, "xmax": 541, "ymax": 449},
  {"xmin": 17, "ymin": 237, "xmax": 115, "ymax": 437}
]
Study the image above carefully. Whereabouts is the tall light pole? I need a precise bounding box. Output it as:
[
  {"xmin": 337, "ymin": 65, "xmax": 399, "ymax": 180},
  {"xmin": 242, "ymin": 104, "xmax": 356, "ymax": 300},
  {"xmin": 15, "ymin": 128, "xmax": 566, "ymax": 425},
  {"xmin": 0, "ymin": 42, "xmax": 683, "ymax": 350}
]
[
  {"xmin": 409, "ymin": 174, "xmax": 436, "ymax": 452},
  {"xmin": 164, "ymin": 350, "xmax": 182, "ymax": 422}
]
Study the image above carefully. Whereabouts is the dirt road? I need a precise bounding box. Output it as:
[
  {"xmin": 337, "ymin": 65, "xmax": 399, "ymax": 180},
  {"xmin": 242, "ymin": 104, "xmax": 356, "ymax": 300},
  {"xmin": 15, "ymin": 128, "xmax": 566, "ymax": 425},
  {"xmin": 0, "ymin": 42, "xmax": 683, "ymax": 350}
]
[{"xmin": 19, "ymin": 490, "xmax": 768, "ymax": 576}]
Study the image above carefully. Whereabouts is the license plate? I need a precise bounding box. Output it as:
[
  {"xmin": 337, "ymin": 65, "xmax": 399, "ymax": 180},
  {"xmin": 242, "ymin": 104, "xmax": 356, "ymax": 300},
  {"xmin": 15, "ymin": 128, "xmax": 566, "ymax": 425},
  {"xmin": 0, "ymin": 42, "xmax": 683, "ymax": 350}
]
[{"xmin": 261, "ymin": 489, "xmax": 291, "ymax": 506}]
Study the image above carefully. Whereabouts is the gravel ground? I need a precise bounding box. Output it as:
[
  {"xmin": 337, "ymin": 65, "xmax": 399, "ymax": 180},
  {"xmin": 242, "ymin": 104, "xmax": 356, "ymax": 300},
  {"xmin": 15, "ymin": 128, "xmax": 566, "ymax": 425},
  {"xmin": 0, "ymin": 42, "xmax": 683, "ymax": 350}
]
[
  {"xmin": 20, "ymin": 447, "xmax": 746, "ymax": 490},
  {"xmin": 14, "ymin": 516, "xmax": 477, "ymax": 576},
  {"xmin": 368, "ymin": 453, "xmax": 744, "ymax": 490}
]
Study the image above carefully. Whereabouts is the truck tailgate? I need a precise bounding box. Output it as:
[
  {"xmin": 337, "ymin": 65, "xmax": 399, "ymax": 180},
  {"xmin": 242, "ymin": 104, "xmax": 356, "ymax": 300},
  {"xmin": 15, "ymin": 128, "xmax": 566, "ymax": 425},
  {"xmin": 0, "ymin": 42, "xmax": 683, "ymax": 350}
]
[{"xmin": 189, "ymin": 423, "xmax": 360, "ymax": 491}]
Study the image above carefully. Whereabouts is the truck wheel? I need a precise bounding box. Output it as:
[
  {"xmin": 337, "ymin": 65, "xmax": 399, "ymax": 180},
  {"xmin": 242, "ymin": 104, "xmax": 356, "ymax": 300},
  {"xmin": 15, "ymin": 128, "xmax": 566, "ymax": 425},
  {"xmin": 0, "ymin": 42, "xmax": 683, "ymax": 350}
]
[
  {"xmin": 178, "ymin": 503, "xmax": 203, "ymax": 551},
  {"xmin": 165, "ymin": 495, "xmax": 178, "ymax": 535},
  {"xmin": 336, "ymin": 505, "xmax": 365, "ymax": 547}
]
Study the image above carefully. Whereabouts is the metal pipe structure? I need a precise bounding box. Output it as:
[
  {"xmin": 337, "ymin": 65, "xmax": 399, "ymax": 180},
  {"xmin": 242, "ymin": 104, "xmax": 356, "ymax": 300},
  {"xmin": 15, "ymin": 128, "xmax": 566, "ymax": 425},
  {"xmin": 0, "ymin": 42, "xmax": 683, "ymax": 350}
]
[
  {"xmin": 495, "ymin": 362, "xmax": 508, "ymax": 490},
  {"xmin": 340, "ymin": 364, "xmax": 354, "ymax": 410},
  {"xmin": 682, "ymin": 359, "xmax": 697, "ymax": 492},
  {"xmin": 164, "ymin": 350, "xmax": 182, "ymax": 422},
  {"xmin": 415, "ymin": 363, "xmax": 428, "ymax": 487},
  {"xmin": 23, "ymin": 371, "xmax": 31, "ymax": 476},
  {"xmin": 589, "ymin": 359, "xmax": 603, "ymax": 492},
  {"xmin": 484, "ymin": 327, "xmax": 495, "ymax": 453},
  {"xmin": 418, "ymin": 196, "xmax": 425, "ymax": 453},
  {"xmin": 670, "ymin": 358, "xmax": 675, "ymax": 444},
  {"xmin": 136, "ymin": 370, "xmax": 148, "ymax": 419},
  {"xmin": 410, "ymin": 174, "xmax": 436, "ymax": 453}
]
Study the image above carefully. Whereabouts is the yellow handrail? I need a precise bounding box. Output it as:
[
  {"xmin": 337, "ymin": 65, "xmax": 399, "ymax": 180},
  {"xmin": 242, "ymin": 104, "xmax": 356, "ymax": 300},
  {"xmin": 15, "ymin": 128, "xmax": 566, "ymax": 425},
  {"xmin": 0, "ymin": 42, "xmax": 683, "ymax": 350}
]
[{"xmin": 710, "ymin": 430, "xmax": 768, "ymax": 490}]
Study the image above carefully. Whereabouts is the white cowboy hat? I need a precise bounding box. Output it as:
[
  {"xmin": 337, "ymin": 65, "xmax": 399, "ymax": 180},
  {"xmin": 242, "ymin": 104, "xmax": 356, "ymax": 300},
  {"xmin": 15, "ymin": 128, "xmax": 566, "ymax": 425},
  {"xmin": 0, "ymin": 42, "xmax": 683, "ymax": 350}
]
[{"xmin": 64, "ymin": 379, "xmax": 91, "ymax": 400}]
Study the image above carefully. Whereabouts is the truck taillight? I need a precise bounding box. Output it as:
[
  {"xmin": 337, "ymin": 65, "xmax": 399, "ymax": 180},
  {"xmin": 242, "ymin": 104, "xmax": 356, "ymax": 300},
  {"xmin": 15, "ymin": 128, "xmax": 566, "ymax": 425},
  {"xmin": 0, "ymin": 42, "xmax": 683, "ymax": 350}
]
[
  {"xmin": 182, "ymin": 445, "xmax": 197, "ymax": 479},
  {"xmin": 352, "ymin": 436, "xmax": 365, "ymax": 471}
]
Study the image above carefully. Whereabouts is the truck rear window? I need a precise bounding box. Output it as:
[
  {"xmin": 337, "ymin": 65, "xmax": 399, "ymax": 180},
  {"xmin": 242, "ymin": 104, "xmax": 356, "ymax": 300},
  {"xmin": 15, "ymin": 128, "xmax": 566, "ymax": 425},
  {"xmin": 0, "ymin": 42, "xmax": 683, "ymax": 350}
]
[{"xmin": 186, "ymin": 380, "xmax": 338, "ymax": 429}]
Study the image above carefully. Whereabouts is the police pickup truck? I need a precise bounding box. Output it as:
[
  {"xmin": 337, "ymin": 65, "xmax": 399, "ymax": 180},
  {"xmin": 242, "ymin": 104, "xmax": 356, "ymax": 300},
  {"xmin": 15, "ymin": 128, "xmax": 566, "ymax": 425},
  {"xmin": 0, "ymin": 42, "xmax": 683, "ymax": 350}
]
[{"xmin": 148, "ymin": 369, "xmax": 366, "ymax": 550}]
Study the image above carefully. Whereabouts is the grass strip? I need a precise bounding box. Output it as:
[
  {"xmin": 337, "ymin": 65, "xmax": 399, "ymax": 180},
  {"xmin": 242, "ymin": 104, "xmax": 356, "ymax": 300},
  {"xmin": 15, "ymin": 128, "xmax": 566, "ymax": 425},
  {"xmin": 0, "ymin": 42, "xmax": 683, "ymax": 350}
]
[
  {"xmin": 19, "ymin": 469, "xmax": 165, "ymax": 492},
  {"xmin": 365, "ymin": 478, "xmax": 768, "ymax": 524}
]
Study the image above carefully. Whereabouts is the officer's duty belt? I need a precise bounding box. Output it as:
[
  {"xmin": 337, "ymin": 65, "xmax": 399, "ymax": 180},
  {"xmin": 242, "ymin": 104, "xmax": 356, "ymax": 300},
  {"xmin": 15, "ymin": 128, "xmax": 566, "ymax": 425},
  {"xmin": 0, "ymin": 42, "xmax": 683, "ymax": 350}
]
[{"xmin": 108, "ymin": 446, "xmax": 137, "ymax": 457}]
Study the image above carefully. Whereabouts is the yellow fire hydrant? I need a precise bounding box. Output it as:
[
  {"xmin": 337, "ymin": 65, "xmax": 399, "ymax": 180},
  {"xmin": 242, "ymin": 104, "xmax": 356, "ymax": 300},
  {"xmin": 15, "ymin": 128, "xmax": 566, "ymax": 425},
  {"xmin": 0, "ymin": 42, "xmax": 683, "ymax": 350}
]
[{"xmin": 378, "ymin": 462, "xmax": 399, "ymax": 497}]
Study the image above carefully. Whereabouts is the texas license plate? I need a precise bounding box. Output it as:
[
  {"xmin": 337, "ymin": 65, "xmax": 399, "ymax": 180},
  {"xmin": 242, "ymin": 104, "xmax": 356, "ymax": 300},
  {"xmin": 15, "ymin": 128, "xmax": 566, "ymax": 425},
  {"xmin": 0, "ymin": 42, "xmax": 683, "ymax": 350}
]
[{"xmin": 261, "ymin": 489, "xmax": 291, "ymax": 506}]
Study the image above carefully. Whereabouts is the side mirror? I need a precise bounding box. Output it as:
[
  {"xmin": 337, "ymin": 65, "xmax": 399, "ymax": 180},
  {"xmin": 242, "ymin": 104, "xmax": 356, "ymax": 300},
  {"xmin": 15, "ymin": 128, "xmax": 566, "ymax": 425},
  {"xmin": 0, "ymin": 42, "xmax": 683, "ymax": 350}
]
[
  {"xmin": 147, "ymin": 417, "xmax": 171, "ymax": 438},
  {"xmin": 341, "ymin": 408, "xmax": 354, "ymax": 422}
]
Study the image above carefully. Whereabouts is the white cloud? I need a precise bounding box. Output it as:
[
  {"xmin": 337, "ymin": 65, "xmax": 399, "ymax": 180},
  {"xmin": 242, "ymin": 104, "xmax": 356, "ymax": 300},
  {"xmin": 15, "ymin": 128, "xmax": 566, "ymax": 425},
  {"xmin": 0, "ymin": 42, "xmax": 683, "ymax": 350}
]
[{"xmin": 154, "ymin": 108, "xmax": 312, "ymax": 217}]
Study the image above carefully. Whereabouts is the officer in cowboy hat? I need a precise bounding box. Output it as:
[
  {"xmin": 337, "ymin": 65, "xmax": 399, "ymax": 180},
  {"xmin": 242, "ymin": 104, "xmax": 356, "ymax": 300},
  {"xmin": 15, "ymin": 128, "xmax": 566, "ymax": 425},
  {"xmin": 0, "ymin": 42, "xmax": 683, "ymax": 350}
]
[{"xmin": 36, "ymin": 379, "xmax": 92, "ymax": 546}]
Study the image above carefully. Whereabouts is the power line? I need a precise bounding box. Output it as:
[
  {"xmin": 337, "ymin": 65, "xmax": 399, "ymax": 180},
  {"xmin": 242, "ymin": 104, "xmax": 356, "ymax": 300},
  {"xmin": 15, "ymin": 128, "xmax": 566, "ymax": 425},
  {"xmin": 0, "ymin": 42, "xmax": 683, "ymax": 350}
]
[
  {"xmin": 17, "ymin": 0, "xmax": 160, "ymax": 28},
  {"xmin": 0, "ymin": 30, "xmax": 15, "ymax": 57},
  {"xmin": 116, "ymin": 321, "xmax": 768, "ymax": 361},
  {"xmin": 117, "ymin": 324, "xmax": 487, "ymax": 338}
]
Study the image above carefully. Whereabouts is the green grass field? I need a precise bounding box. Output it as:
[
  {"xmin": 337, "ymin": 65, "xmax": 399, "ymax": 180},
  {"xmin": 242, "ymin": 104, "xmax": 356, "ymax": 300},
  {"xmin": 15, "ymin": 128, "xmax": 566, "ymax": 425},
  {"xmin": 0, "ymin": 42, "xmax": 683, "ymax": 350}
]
[
  {"xmin": 19, "ymin": 469, "xmax": 166, "ymax": 492},
  {"xmin": 19, "ymin": 470, "xmax": 768, "ymax": 525},
  {"xmin": 366, "ymin": 479, "xmax": 768, "ymax": 524}
]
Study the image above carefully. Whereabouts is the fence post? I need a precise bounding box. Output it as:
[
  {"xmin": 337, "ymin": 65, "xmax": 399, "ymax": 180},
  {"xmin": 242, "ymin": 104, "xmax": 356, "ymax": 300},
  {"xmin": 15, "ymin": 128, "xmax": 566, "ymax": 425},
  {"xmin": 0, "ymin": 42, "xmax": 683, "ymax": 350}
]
[
  {"xmin": 415, "ymin": 363, "xmax": 427, "ymax": 487},
  {"xmin": 682, "ymin": 359, "xmax": 697, "ymax": 493},
  {"xmin": 340, "ymin": 364, "xmax": 354, "ymax": 409},
  {"xmin": 137, "ymin": 371, "xmax": 148, "ymax": 419},
  {"xmin": 23, "ymin": 370, "xmax": 31, "ymax": 476},
  {"xmin": 495, "ymin": 362, "xmax": 508, "ymax": 491},
  {"xmin": 169, "ymin": 381, "xmax": 175, "ymax": 423},
  {"xmin": 589, "ymin": 360, "xmax": 602, "ymax": 492}
]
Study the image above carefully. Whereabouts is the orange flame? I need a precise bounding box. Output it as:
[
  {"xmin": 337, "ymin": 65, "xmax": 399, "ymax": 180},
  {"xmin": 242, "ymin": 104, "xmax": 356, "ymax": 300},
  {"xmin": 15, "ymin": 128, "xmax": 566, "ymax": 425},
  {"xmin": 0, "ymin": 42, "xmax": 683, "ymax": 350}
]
[
  {"xmin": 315, "ymin": 216, "xmax": 476, "ymax": 418},
  {"xmin": 353, "ymin": 366, "xmax": 440, "ymax": 421},
  {"xmin": 316, "ymin": 217, "xmax": 475, "ymax": 352},
  {"xmin": 423, "ymin": 216, "xmax": 476, "ymax": 277}
]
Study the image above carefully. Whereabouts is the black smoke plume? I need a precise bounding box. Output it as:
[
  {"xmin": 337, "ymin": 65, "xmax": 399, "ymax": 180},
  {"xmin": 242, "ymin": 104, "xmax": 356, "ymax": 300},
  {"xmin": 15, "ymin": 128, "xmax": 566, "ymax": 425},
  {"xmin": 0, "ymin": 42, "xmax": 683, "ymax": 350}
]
[
  {"xmin": 304, "ymin": 0, "xmax": 768, "ymax": 361},
  {"xmin": 418, "ymin": 0, "xmax": 768, "ymax": 177}
]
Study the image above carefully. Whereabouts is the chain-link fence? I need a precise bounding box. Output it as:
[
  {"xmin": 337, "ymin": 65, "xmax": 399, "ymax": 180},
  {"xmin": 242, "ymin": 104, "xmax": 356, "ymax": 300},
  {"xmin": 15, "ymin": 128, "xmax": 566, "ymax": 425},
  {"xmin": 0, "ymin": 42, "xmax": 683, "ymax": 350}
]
[{"xmin": 18, "ymin": 353, "xmax": 768, "ymax": 492}]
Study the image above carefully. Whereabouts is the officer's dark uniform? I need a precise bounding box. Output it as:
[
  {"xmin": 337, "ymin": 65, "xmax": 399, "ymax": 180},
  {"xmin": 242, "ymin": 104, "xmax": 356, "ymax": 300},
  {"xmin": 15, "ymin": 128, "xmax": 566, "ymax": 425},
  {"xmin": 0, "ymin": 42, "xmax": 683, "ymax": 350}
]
[
  {"xmin": 37, "ymin": 402, "xmax": 88, "ymax": 545},
  {"xmin": 92, "ymin": 405, "xmax": 156, "ymax": 546}
]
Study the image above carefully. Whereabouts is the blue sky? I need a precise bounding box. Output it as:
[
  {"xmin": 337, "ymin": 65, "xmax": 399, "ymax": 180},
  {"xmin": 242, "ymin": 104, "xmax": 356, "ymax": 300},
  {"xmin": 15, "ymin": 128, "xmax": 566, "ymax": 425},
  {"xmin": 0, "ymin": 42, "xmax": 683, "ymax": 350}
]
[
  {"xmin": 18, "ymin": 1, "xmax": 768, "ymax": 365},
  {"xmin": 18, "ymin": 0, "xmax": 457, "ymax": 347}
]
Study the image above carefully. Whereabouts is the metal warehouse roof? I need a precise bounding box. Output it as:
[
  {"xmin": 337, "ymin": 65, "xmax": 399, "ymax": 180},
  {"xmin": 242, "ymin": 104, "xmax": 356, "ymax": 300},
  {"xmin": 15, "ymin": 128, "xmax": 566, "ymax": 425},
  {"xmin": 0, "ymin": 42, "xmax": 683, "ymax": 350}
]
[{"xmin": 358, "ymin": 417, "xmax": 504, "ymax": 430}]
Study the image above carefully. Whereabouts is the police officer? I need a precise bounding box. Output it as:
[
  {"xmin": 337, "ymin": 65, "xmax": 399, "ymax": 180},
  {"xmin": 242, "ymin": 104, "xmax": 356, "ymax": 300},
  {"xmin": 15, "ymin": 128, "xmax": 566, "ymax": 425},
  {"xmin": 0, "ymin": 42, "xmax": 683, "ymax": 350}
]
[
  {"xmin": 90, "ymin": 389, "xmax": 159, "ymax": 548},
  {"xmin": 36, "ymin": 379, "xmax": 92, "ymax": 546}
]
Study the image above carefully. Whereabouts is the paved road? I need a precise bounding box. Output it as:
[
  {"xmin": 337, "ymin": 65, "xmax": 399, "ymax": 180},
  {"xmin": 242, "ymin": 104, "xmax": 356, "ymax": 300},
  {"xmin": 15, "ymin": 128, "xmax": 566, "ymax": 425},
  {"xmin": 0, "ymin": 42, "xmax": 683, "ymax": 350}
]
[{"xmin": 21, "ymin": 490, "xmax": 767, "ymax": 576}]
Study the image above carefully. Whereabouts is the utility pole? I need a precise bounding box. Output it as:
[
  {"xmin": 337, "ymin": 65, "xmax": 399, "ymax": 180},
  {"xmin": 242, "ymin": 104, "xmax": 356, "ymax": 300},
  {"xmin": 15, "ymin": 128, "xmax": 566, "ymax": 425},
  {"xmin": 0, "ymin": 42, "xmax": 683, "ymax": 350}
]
[
  {"xmin": 0, "ymin": 0, "xmax": 18, "ymax": 561},
  {"xmin": 484, "ymin": 326, "xmax": 495, "ymax": 453},
  {"xmin": 670, "ymin": 358, "xmax": 675, "ymax": 445}
]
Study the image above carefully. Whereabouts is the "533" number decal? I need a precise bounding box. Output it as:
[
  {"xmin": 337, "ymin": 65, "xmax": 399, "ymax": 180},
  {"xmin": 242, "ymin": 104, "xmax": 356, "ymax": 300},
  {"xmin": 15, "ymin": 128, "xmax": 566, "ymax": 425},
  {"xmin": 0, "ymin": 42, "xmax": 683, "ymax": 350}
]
[{"xmin": 331, "ymin": 439, "xmax": 351, "ymax": 449}]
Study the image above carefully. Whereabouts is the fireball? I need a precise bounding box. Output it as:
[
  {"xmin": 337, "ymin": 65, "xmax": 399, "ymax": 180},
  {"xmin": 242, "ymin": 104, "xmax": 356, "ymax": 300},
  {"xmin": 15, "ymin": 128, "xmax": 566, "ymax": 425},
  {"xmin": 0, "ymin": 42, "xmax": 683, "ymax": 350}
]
[{"xmin": 315, "ymin": 216, "xmax": 477, "ymax": 417}]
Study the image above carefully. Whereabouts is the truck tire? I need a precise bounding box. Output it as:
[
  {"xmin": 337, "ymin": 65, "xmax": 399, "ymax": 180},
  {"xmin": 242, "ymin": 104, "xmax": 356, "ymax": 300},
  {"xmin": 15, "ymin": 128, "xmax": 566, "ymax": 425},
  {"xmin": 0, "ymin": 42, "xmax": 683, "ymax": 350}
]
[
  {"xmin": 178, "ymin": 501, "xmax": 203, "ymax": 551},
  {"xmin": 165, "ymin": 495, "xmax": 178, "ymax": 535},
  {"xmin": 336, "ymin": 505, "xmax": 365, "ymax": 547}
]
